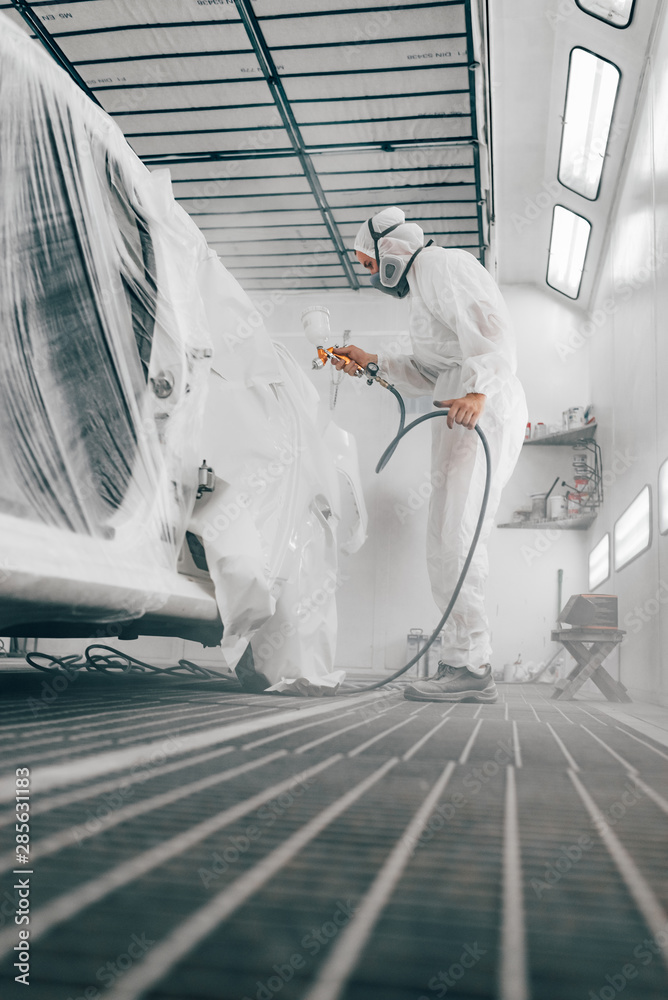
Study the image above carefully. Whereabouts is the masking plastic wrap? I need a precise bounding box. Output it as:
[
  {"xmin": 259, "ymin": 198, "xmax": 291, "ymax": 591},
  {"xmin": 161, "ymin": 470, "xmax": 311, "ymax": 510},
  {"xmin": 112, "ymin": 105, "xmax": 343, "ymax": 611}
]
[
  {"xmin": 0, "ymin": 16, "xmax": 215, "ymax": 626},
  {"xmin": 0, "ymin": 15, "xmax": 346, "ymax": 693}
]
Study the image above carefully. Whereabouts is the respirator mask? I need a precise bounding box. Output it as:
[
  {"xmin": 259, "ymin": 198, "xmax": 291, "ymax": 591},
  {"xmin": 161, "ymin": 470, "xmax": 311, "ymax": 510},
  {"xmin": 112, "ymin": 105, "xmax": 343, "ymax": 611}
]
[{"xmin": 367, "ymin": 219, "xmax": 432, "ymax": 298}]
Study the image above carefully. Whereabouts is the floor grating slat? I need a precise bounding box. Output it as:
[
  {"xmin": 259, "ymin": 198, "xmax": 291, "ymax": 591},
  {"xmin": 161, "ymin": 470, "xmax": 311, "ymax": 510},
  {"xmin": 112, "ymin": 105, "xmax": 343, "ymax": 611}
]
[{"xmin": 0, "ymin": 671, "xmax": 667, "ymax": 999}]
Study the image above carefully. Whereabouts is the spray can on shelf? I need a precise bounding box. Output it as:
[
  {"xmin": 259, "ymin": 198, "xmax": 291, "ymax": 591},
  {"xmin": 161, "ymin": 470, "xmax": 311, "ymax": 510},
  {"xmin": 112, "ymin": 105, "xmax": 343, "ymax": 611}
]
[
  {"xmin": 564, "ymin": 406, "xmax": 585, "ymax": 430},
  {"xmin": 548, "ymin": 495, "xmax": 566, "ymax": 519}
]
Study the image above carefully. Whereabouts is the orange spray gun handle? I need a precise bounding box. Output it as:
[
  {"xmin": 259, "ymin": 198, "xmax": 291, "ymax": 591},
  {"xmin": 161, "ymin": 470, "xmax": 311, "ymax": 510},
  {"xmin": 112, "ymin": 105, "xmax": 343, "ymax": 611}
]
[{"xmin": 315, "ymin": 346, "xmax": 364, "ymax": 376}]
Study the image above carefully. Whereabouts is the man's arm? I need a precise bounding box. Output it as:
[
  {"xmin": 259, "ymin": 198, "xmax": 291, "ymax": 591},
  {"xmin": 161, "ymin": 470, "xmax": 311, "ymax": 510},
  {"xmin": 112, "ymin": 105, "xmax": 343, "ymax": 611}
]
[
  {"xmin": 434, "ymin": 392, "xmax": 485, "ymax": 430},
  {"xmin": 421, "ymin": 251, "xmax": 518, "ymax": 399},
  {"xmin": 332, "ymin": 345, "xmax": 437, "ymax": 397}
]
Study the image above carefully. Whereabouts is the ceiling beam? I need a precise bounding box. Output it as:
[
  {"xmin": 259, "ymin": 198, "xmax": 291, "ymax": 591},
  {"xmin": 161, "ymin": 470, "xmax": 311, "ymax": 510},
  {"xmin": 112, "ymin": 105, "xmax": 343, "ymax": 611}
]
[
  {"xmin": 9, "ymin": 0, "xmax": 103, "ymax": 107},
  {"xmin": 233, "ymin": 0, "xmax": 359, "ymax": 290},
  {"xmin": 140, "ymin": 138, "xmax": 478, "ymax": 167}
]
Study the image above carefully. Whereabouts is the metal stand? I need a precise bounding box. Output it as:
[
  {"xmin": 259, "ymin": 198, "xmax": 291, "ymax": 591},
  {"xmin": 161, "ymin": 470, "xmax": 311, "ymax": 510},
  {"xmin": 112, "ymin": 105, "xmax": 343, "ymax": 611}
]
[
  {"xmin": 562, "ymin": 439, "xmax": 603, "ymax": 513},
  {"xmin": 550, "ymin": 627, "xmax": 630, "ymax": 702}
]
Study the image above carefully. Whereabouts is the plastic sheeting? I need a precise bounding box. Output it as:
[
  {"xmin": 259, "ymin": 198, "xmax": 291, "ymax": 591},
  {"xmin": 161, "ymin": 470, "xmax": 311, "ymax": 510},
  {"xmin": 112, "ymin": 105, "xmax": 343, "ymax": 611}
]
[
  {"xmin": 0, "ymin": 14, "xmax": 345, "ymax": 693},
  {"xmin": 0, "ymin": 15, "xmax": 213, "ymax": 624}
]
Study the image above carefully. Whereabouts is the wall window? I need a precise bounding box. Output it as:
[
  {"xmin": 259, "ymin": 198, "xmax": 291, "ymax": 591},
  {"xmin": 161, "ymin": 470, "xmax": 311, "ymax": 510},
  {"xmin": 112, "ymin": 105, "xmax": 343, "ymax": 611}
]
[
  {"xmin": 559, "ymin": 48, "xmax": 620, "ymax": 200},
  {"xmin": 589, "ymin": 533, "xmax": 610, "ymax": 590},
  {"xmin": 575, "ymin": 1, "xmax": 635, "ymax": 29},
  {"xmin": 546, "ymin": 206, "xmax": 591, "ymax": 298},
  {"xmin": 614, "ymin": 486, "xmax": 652, "ymax": 570},
  {"xmin": 659, "ymin": 459, "xmax": 668, "ymax": 534}
]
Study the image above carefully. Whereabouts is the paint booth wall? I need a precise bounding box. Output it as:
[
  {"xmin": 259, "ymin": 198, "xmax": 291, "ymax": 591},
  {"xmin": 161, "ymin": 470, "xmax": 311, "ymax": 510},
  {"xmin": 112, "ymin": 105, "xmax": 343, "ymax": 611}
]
[
  {"xmin": 261, "ymin": 283, "xmax": 589, "ymax": 676},
  {"xmin": 488, "ymin": 285, "xmax": 590, "ymax": 673},
  {"xmin": 586, "ymin": 2, "xmax": 668, "ymax": 705}
]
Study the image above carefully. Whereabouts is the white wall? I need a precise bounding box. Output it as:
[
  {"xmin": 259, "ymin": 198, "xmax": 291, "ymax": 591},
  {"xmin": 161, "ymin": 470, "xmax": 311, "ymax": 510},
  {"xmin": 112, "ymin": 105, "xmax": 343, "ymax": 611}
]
[
  {"xmin": 259, "ymin": 283, "xmax": 590, "ymax": 676},
  {"xmin": 488, "ymin": 285, "xmax": 590, "ymax": 673},
  {"xmin": 586, "ymin": 2, "xmax": 668, "ymax": 704}
]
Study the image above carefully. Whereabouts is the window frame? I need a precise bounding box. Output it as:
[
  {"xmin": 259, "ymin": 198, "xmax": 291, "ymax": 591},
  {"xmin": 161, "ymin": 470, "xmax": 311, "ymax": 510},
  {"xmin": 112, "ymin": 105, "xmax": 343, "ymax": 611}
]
[
  {"xmin": 575, "ymin": 0, "xmax": 636, "ymax": 30},
  {"xmin": 546, "ymin": 204, "xmax": 592, "ymax": 299},
  {"xmin": 557, "ymin": 46, "xmax": 622, "ymax": 202}
]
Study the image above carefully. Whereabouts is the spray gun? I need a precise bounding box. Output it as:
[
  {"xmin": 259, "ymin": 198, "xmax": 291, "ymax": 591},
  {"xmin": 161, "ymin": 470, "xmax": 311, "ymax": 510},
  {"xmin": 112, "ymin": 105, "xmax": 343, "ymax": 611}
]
[{"xmin": 301, "ymin": 306, "xmax": 393, "ymax": 389}]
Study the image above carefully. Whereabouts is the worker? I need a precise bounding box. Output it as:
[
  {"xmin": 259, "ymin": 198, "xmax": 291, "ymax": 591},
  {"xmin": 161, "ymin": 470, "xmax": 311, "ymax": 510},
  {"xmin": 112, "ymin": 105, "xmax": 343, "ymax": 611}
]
[{"xmin": 333, "ymin": 207, "xmax": 528, "ymax": 702}]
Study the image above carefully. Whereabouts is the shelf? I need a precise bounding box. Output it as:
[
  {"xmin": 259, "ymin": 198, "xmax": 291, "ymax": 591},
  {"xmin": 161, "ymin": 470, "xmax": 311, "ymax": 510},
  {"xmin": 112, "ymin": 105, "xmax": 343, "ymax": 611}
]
[
  {"xmin": 498, "ymin": 514, "xmax": 597, "ymax": 531},
  {"xmin": 524, "ymin": 422, "xmax": 597, "ymax": 446}
]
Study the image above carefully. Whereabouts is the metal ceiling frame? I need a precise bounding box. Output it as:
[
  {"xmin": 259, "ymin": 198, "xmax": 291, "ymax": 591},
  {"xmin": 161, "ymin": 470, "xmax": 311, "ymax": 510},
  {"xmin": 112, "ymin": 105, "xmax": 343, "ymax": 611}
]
[
  {"xmin": 233, "ymin": 0, "xmax": 359, "ymax": 289},
  {"xmin": 140, "ymin": 139, "xmax": 477, "ymax": 167},
  {"xmin": 5, "ymin": 0, "xmax": 489, "ymax": 280},
  {"xmin": 110, "ymin": 88, "xmax": 470, "ymax": 116},
  {"xmin": 125, "ymin": 110, "xmax": 470, "ymax": 137},
  {"xmin": 463, "ymin": 0, "xmax": 485, "ymax": 263},
  {"xmin": 9, "ymin": 0, "xmax": 102, "ymax": 106}
]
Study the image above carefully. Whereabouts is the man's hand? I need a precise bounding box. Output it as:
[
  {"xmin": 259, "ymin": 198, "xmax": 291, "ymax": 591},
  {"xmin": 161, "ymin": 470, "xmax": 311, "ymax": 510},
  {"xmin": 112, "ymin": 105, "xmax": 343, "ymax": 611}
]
[
  {"xmin": 435, "ymin": 393, "xmax": 486, "ymax": 430},
  {"xmin": 330, "ymin": 344, "xmax": 378, "ymax": 376}
]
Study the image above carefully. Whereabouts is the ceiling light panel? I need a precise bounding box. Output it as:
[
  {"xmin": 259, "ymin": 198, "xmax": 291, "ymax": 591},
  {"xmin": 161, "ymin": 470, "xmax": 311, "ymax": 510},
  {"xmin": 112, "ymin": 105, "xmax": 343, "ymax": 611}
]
[
  {"xmin": 547, "ymin": 206, "xmax": 591, "ymax": 298},
  {"xmin": 559, "ymin": 48, "xmax": 620, "ymax": 200}
]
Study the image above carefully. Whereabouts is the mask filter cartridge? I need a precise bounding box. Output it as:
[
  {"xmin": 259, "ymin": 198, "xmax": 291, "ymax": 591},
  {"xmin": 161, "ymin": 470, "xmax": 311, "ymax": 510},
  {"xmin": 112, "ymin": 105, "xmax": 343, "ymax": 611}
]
[{"xmin": 370, "ymin": 272, "xmax": 405, "ymax": 298}]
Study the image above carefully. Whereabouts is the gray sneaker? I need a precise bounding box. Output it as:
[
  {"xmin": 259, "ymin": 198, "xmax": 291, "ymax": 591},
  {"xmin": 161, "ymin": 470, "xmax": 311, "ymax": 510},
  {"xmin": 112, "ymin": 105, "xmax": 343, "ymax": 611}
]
[{"xmin": 403, "ymin": 662, "xmax": 498, "ymax": 703}]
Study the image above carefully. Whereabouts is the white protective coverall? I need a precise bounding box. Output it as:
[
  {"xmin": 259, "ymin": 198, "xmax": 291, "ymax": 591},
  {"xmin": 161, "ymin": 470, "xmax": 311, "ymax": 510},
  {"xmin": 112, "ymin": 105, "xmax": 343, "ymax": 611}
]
[{"xmin": 355, "ymin": 208, "xmax": 527, "ymax": 674}]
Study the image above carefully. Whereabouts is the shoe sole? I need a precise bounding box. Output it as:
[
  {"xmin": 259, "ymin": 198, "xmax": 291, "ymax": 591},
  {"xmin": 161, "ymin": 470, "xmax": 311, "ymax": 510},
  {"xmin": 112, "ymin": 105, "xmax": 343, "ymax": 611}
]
[{"xmin": 403, "ymin": 685, "xmax": 498, "ymax": 703}]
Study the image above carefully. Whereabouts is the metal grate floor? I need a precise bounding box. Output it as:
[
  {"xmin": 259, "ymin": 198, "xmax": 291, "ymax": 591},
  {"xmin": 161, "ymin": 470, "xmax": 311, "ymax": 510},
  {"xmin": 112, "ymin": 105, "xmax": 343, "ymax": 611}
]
[{"xmin": 1, "ymin": 669, "xmax": 668, "ymax": 1000}]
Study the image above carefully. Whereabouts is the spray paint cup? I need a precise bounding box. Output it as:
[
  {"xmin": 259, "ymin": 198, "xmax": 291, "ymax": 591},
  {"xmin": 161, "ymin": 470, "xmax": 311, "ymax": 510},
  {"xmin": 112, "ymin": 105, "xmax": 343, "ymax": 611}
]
[{"xmin": 301, "ymin": 305, "xmax": 331, "ymax": 346}]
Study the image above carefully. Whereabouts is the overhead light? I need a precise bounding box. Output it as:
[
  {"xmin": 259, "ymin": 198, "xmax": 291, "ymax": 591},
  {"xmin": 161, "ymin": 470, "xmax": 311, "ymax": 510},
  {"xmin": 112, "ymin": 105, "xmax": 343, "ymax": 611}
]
[
  {"xmin": 614, "ymin": 486, "xmax": 652, "ymax": 571},
  {"xmin": 559, "ymin": 48, "xmax": 620, "ymax": 200},
  {"xmin": 659, "ymin": 459, "xmax": 668, "ymax": 534},
  {"xmin": 546, "ymin": 206, "xmax": 591, "ymax": 298},
  {"xmin": 576, "ymin": 1, "xmax": 635, "ymax": 29},
  {"xmin": 589, "ymin": 534, "xmax": 610, "ymax": 590}
]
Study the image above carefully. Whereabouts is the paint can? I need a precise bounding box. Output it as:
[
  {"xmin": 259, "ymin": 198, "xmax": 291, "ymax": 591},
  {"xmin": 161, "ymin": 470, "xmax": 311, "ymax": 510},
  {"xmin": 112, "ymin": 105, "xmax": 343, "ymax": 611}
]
[
  {"xmin": 530, "ymin": 492, "xmax": 548, "ymax": 521},
  {"xmin": 548, "ymin": 495, "xmax": 566, "ymax": 519},
  {"xmin": 564, "ymin": 406, "xmax": 585, "ymax": 430}
]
